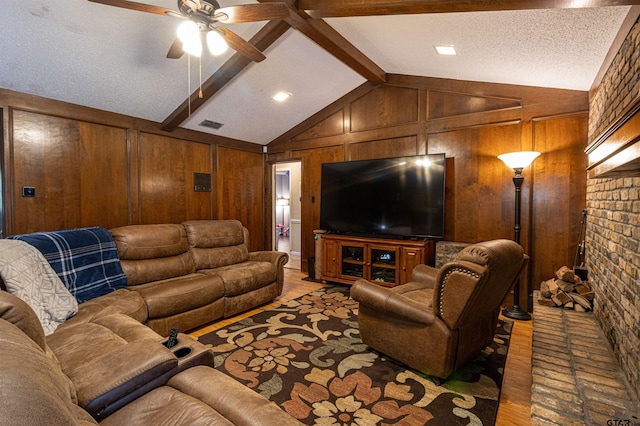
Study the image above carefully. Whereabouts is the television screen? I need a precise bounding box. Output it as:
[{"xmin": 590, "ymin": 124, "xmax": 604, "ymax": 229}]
[{"xmin": 320, "ymin": 154, "xmax": 446, "ymax": 239}]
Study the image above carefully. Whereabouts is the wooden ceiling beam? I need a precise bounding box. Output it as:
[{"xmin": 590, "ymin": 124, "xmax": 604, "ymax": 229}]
[
  {"xmin": 260, "ymin": 0, "xmax": 386, "ymax": 84},
  {"xmin": 162, "ymin": 0, "xmax": 387, "ymax": 131},
  {"xmin": 160, "ymin": 20, "xmax": 290, "ymax": 132},
  {"xmin": 299, "ymin": 0, "xmax": 640, "ymax": 18}
]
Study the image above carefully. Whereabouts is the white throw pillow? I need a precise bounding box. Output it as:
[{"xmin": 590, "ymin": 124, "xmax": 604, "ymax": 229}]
[{"xmin": 0, "ymin": 240, "xmax": 78, "ymax": 335}]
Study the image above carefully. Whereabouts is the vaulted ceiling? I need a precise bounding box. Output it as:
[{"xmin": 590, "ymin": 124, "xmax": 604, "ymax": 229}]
[{"xmin": 1, "ymin": 1, "xmax": 637, "ymax": 145}]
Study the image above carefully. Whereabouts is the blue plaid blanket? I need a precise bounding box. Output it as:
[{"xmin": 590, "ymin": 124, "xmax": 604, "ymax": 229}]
[{"xmin": 8, "ymin": 226, "xmax": 127, "ymax": 303}]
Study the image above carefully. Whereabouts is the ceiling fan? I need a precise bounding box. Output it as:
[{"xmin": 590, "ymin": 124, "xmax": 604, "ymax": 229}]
[{"xmin": 88, "ymin": 0, "xmax": 290, "ymax": 62}]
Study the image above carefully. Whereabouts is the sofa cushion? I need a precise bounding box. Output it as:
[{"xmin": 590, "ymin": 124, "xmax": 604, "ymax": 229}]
[
  {"xmin": 45, "ymin": 314, "xmax": 178, "ymax": 418},
  {"xmin": 0, "ymin": 319, "xmax": 98, "ymax": 426},
  {"xmin": 56, "ymin": 289, "xmax": 148, "ymax": 333},
  {"xmin": 99, "ymin": 386, "xmax": 234, "ymax": 426},
  {"xmin": 110, "ymin": 224, "xmax": 196, "ymax": 285},
  {"xmin": 183, "ymin": 220, "xmax": 250, "ymax": 269},
  {"xmin": 191, "ymin": 244, "xmax": 251, "ymax": 271},
  {"xmin": 183, "ymin": 220, "xmax": 245, "ymax": 248},
  {"xmin": 111, "ymin": 224, "xmax": 190, "ymax": 260},
  {"xmin": 167, "ymin": 366, "xmax": 304, "ymax": 425},
  {"xmin": 200, "ymin": 261, "xmax": 277, "ymax": 297},
  {"xmin": 131, "ymin": 273, "xmax": 225, "ymax": 319},
  {"xmin": 119, "ymin": 252, "xmax": 197, "ymax": 287},
  {"xmin": 0, "ymin": 290, "xmax": 49, "ymax": 351},
  {"xmin": 47, "ymin": 322, "xmax": 131, "ymax": 374},
  {"xmin": 8, "ymin": 226, "xmax": 127, "ymax": 303}
]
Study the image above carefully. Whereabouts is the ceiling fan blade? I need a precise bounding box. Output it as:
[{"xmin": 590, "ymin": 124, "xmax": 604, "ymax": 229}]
[
  {"xmin": 218, "ymin": 27, "xmax": 266, "ymax": 62},
  {"xmin": 88, "ymin": 0, "xmax": 173, "ymax": 16},
  {"xmin": 167, "ymin": 38, "xmax": 185, "ymax": 59},
  {"xmin": 214, "ymin": 3, "xmax": 290, "ymax": 24}
]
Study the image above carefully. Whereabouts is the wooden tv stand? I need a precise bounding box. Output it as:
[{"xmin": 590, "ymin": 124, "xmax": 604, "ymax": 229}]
[{"xmin": 320, "ymin": 234, "xmax": 435, "ymax": 287}]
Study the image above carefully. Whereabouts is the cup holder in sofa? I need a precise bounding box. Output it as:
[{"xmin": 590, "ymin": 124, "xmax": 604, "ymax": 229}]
[{"xmin": 173, "ymin": 346, "xmax": 193, "ymax": 359}]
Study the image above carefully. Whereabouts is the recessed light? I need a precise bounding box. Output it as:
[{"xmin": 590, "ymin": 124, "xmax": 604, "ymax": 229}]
[
  {"xmin": 272, "ymin": 92, "xmax": 291, "ymax": 102},
  {"xmin": 434, "ymin": 45, "xmax": 457, "ymax": 56}
]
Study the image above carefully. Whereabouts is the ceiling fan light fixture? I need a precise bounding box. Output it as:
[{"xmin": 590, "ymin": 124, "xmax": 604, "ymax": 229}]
[
  {"xmin": 206, "ymin": 30, "xmax": 228, "ymax": 56},
  {"xmin": 177, "ymin": 21, "xmax": 202, "ymax": 57},
  {"xmin": 177, "ymin": 20, "xmax": 199, "ymax": 43},
  {"xmin": 182, "ymin": 37, "xmax": 203, "ymax": 57}
]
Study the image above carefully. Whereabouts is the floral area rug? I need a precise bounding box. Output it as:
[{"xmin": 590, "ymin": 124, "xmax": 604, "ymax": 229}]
[{"xmin": 198, "ymin": 285, "xmax": 512, "ymax": 425}]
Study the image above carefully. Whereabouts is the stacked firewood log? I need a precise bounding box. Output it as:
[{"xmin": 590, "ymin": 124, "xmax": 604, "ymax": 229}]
[{"xmin": 538, "ymin": 266, "xmax": 594, "ymax": 311}]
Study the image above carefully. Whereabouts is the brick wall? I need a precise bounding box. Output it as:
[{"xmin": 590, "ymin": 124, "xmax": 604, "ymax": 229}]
[
  {"xmin": 586, "ymin": 16, "xmax": 640, "ymax": 399},
  {"xmin": 589, "ymin": 17, "xmax": 640, "ymax": 140}
]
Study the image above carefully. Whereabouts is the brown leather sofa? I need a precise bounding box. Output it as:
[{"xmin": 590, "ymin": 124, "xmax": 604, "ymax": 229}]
[
  {"xmin": 0, "ymin": 289, "xmax": 302, "ymax": 425},
  {"xmin": 110, "ymin": 220, "xmax": 288, "ymax": 336},
  {"xmin": 351, "ymin": 239, "xmax": 527, "ymax": 379}
]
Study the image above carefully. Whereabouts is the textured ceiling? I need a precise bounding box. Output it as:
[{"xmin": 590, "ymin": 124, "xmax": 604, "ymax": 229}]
[
  {"xmin": 0, "ymin": 1, "xmax": 632, "ymax": 145},
  {"xmin": 326, "ymin": 7, "xmax": 630, "ymax": 91}
]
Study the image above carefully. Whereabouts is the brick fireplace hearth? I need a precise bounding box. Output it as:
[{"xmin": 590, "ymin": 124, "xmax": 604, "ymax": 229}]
[{"xmin": 531, "ymin": 299, "xmax": 640, "ymax": 425}]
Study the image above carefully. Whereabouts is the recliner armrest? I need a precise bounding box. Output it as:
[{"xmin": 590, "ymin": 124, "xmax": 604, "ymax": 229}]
[
  {"xmin": 249, "ymin": 250, "xmax": 288, "ymax": 266},
  {"xmin": 92, "ymin": 313, "xmax": 163, "ymax": 342},
  {"xmin": 167, "ymin": 366, "xmax": 303, "ymax": 425},
  {"xmin": 351, "ymin": 279, "xmax": 436, "ymax": 325},
  {"xmin": 69, "ymin": 340, "xmax": 178, "ymax": 418}
]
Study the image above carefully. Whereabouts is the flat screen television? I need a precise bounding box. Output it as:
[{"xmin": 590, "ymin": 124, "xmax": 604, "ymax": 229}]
[{"xmin": 320, "ymin": 154, "xmax": 446, "ymax": 239}]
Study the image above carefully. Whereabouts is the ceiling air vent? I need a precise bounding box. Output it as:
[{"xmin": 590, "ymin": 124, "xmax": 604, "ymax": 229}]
[{"xmin": 199, "ymin": 119, "xmax": 223, "ymax": 130}]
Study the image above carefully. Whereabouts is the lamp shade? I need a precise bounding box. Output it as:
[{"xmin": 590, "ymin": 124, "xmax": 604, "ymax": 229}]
[{"xmin": 498, "ymin": 151, "xmax": 540, "ymax": 169}]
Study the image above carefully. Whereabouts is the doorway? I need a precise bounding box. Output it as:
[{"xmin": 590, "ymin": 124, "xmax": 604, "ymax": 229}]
[
  {"xmin": 0, "ymin": 107, "xmax": 4, "ymax": 239},
  {"xmin": 273, "ymin": 162, "xmax": 301, "ymax": 270}
]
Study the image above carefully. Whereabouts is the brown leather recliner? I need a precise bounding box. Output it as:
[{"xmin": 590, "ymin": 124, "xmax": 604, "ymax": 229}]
[{"xmin": 351, "ymin": 239, "xmax": 527, "ymax": 379}]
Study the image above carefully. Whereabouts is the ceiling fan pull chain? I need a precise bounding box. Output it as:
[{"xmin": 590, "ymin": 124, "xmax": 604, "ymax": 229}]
[
  {"xmin": 199, "ymin": 56, "xmax": 203, "ymax": 99},
  {"xmin": 187, "ymin": 53, "xmax": 192, "ymax": 116}
]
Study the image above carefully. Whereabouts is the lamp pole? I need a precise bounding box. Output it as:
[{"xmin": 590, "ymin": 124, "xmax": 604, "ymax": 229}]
[
  {"xmin": 497, "ymin": 151, "xmax": 540, "ymax": 321},
  {"xmin": 502, "ymin": 167, "xmax": 530, "ymax": 320},
  {"xmin": 512, "ymin": 168, "xmax": 524, "ymax": 245}
]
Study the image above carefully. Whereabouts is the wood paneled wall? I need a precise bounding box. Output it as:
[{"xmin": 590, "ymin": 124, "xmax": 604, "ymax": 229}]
[
  {"xmin": 1, "ymin": 88, "xmax": 265, "ymax": 250},
  {"xmin": 10, "ymin": 110, "xmax": 129, "ymax": 231},
  {"xmin": 1, "ymin": 74, "xmax": 590, "ymax": 309},
  {"xmin": 268, "ymin": 75, "xmax": 589, "ymax": 309},
  {"xmin": 216, "ymin": 146, "xmax": 265, "ymax": 251},
  {"xmin": 137, "ymin": 132, "xmax": 213, "ymax": 225}
]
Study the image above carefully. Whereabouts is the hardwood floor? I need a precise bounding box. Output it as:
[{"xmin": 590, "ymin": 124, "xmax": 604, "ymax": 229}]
[
  {"xmin": 496, "ymin": 310, "xmax": 533, "ymax": 425},
  {"xmin": 189, "ymin": 268, "xmax": 532, "ymax": 425},
  {"xmin": 276, "ymin": 235, "xmax": 301, "ymax": 270}
]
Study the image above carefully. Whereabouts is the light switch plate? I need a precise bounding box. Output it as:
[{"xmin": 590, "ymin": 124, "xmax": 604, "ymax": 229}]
[{"xmin": 22, "ymin": 187, "xmax": 35, "ymax": 197}]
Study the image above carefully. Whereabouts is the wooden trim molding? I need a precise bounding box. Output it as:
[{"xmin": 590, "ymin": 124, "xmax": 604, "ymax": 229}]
[
  {"xmin": 586, "ymin": 95, "xmax": 640, "ymax": 178},
  {"xmin": 300, "ymin": 0, "xmax": 640, "ymax": 18}
]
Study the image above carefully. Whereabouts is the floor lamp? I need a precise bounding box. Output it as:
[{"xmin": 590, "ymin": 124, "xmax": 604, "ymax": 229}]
[{"xmin": 498, "ymin": 151, "xmax": 540, "ymax": 321}]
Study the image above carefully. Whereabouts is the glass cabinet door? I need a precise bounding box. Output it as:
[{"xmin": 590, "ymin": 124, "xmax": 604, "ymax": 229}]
[
  {"xmin": 370, "ymin": 246, "xmax": 398, "ymax": 284},
  {"xmin": 340, "ymin": 243, "xmax": 365, "ymax": 279}
]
